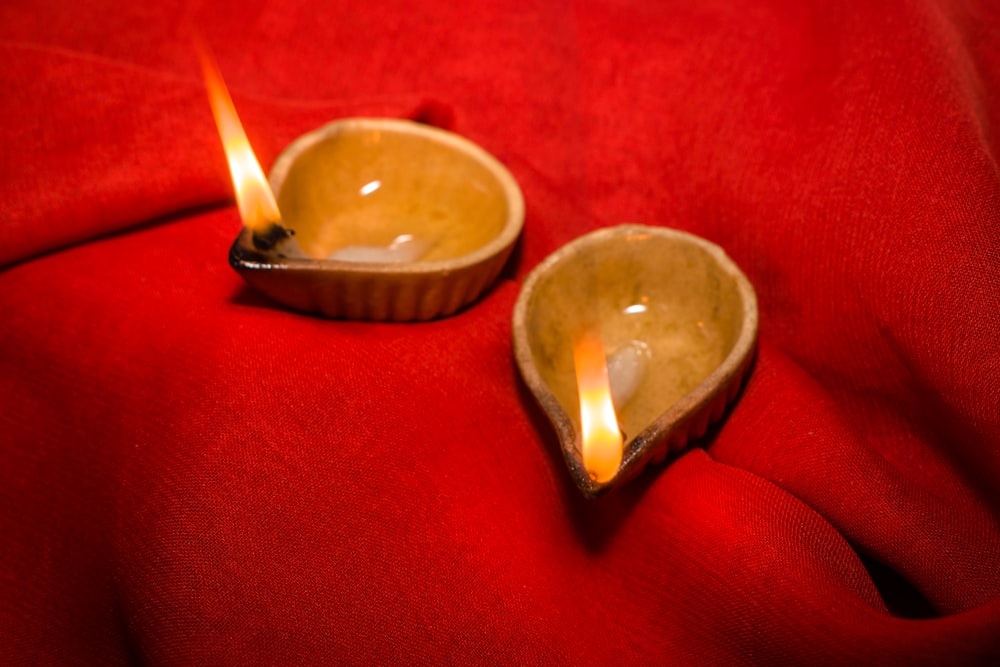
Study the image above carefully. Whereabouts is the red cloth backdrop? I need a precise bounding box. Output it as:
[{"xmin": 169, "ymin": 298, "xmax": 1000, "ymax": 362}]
[{"xmin": 2, "ymin": 0, "xmax": 999, "ymax": 663}]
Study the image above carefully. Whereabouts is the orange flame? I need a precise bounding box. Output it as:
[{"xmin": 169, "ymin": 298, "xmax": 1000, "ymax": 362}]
[
  {"xmin": 573, "ymin": 330, "xmax": 623, "ymax": 483},
  {"xmin": 197, "ymin": 46, "xmax": 280, "ymax": 233}
]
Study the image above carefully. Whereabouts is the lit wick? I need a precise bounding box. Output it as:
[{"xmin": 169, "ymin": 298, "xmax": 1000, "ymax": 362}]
[
  {"xmin": 573, "ymin": 330, "xmax": 625, "ymax": 483},
  {"xmin": 197, "ymin": 46, "xmax": 303, "ymax": 257}
]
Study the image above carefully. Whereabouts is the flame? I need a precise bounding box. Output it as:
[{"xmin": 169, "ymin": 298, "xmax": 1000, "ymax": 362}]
[
  {"xmin": 197, "ymin": 46, "xmax": 280, "ymax": 232},
  {"xmin": 573, "ymin": 330, "xmax": 624, "ymax": 483}
]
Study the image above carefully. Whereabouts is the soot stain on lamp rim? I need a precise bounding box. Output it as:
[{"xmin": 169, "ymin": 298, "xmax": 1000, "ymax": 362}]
[{"xmin": 251, "ymin": 222, "xmax": 296, "ymax": 252}]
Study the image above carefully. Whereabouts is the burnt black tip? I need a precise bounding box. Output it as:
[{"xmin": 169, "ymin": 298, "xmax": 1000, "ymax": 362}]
[{"xmin": 251, "ymin": 223, "xmax": 294, "ymax": 251}]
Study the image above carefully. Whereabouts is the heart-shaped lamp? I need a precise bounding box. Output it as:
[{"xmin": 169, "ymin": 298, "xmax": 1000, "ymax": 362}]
[{"xmin": 512, "ymin": 225, "xmax": 758, "ymax": 497}]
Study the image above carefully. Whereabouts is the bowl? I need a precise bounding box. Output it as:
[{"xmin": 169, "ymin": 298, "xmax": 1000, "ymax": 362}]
[
  {"xmin": 512, "ymin": 224, "xmax": 758, "ymax": 497},
  {"xmin": 229, "ymin": 117, "xmax": 524, "ymax": 321}
]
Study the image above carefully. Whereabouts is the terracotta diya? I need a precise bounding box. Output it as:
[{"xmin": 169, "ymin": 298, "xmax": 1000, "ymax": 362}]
[
  {"xmin": 512, "ymin": 225, "xmax": 758, "ymax": 497},
  {"xmin": 229, "ymin": 118, "xmax": 525, "ymax": 321}
]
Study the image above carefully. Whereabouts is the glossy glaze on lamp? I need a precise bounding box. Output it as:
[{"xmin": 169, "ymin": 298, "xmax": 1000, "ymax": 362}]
[
  {"xmin": 512, "ymin": 225, "xmax": 758, "ymax": 497},
  {"xmin": 230, "ymin": 118, "xmax": 524, "ymax": 321}
]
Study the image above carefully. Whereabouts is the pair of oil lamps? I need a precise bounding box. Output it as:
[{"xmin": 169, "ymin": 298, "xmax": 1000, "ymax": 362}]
[{"xmin": 202, "ymin": 54, "xmax": 758, "ymax": 498}]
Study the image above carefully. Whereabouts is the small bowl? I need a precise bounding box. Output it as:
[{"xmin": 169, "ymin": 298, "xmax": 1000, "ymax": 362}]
[
  {"xmin": 512, "ymin": 224, "xmax": 758, "ymax": 497},
  {"xmin": 229, "ymin": 118, "xmax": 524, "ymax": 321}
]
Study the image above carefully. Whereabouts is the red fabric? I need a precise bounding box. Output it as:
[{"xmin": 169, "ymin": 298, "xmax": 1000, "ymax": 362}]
[{"xmin": 2, "ymin": 0, "xmax": 999, "ymax": 663}]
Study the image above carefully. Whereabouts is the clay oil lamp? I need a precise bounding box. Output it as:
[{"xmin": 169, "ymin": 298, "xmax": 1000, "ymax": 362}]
[
  {"xmin": 513, "ymin": 225, "xmax": 758, "ymax": 497},
  {"xmin": 200, "ymin": 51, "xmax": 523, "ymax": 321}
]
